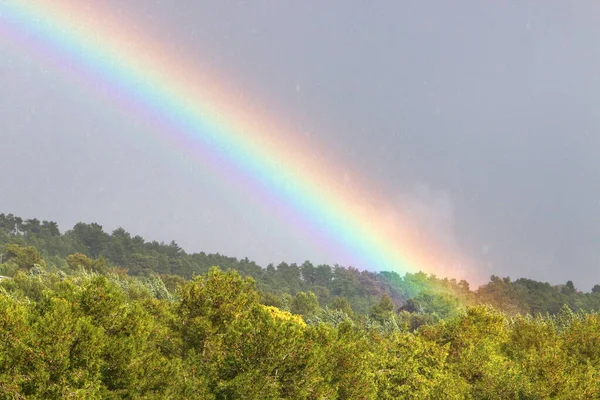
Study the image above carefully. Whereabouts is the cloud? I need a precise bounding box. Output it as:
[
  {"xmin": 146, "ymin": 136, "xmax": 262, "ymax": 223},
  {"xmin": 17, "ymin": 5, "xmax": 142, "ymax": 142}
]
[
  {"xmin": 402, "ymin": 184, "xmax": 457, "ymax": 250},
  {"xmin": 394, "ymin": 184, "xmax": 478, "ymax": 282}
]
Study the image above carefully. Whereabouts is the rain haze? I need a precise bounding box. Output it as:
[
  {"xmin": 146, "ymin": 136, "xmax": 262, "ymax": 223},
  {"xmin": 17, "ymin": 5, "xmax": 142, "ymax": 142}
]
[{"xmin": 1, "ymin": 1, "xmax": 599, "ymax": 289}]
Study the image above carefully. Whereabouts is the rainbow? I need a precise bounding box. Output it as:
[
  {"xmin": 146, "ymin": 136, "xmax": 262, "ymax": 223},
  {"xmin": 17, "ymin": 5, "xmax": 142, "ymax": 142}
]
[{"xmin": 0, "ymin": 1, "xmax": 474, "ymax": 281}]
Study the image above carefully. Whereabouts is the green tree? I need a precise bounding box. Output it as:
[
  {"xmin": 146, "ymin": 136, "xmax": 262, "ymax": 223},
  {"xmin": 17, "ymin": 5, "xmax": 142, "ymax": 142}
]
[
  {"xmin": 70, "ymin": 222, "xmax": 109, "ymax": 258},
  {"xmin": 66, "ymin": 252, "xmax": 106, "ymax": 273},
  {"xmin": 401, "ymin": 290, "xmax": 462, "ymax": 320},
  {"xmin": 330, "ymin": 296, "xmax": 354, "ymax": 316},
  {"xmin": 562, "ymin": 280, "xmax": 576, "ymax": 295},
  {"xmin": 4, "ymin": 244, "xmax": 44, "ymax": 271},
  {"xmin": 291, "ymin": 291, "xmax": 320, "ymax": 318},
  {"xmin": 370, "ymin": 294, "xmax": 395, "ymax": 324}
]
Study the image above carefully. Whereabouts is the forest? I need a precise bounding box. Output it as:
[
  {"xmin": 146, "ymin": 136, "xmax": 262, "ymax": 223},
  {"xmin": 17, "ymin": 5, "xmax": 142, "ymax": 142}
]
[{"xmin": 1, "ymin": 213, "xmax": 600, "ymax": 398}]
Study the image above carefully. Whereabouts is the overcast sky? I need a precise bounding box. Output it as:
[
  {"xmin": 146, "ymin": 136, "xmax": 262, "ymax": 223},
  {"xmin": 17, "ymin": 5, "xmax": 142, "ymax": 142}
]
[{"xmin": 1, "ymin": 1, "xmax": 599, "ymax": 288}]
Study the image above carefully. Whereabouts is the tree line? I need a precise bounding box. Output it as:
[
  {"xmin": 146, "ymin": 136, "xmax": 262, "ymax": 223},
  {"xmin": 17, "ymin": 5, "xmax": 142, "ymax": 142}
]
[
  {"xmin": 2, "ymin": 213, "xmax": 600, "ymax": 397},
  {"xmin": 1, "ymin": 263, "xmax": 599, "ymax": 397},
  {"xmin": 1, "ymin": 213, "xmax": 599, "ymax": 319}
]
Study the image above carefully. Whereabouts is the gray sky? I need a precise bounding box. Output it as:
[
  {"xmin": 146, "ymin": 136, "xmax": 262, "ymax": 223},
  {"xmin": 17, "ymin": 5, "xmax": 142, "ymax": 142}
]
[{"xmin": 1, "ymin": 1, "xmax": 599, "ymax": 289}]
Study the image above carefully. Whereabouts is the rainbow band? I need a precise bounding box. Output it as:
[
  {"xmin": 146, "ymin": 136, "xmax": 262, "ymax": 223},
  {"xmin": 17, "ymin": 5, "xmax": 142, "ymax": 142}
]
[{"xmin": 0, "ymin": 1, "xmax": 470, "ymax": 280}]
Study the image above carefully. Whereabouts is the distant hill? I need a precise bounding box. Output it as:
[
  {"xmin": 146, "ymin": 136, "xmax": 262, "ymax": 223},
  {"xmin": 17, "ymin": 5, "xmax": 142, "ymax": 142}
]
[{"xmin": 1, "ymin": 212, "xmax": 599, "ymax": 319}]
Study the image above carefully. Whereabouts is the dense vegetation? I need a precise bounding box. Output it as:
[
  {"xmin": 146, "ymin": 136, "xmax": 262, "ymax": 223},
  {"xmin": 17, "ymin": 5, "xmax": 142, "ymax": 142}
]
[{"xmin": 1, "ymin": 213, "xmax": 600, "ymax": 398}]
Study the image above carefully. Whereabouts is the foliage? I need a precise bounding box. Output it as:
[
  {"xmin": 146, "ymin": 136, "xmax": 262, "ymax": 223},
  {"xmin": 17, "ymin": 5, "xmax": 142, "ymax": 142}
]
[
  {"xmin": 1, "ymin": 214, "xmax": 600, "ymax": 397},
  {"xmin": 4, "ymin": 213, "xmax": 600, "ymax": 319}
]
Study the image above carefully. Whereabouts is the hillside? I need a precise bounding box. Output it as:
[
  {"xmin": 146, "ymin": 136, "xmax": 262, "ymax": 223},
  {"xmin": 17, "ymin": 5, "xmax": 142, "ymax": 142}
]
[
  {"xmin": 2, "ymin": 213, "xmax": 600, "ymax": 397},
  {"xmin": 1, "ymin": 213, "xmax": 599, "ymax": 319}
]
